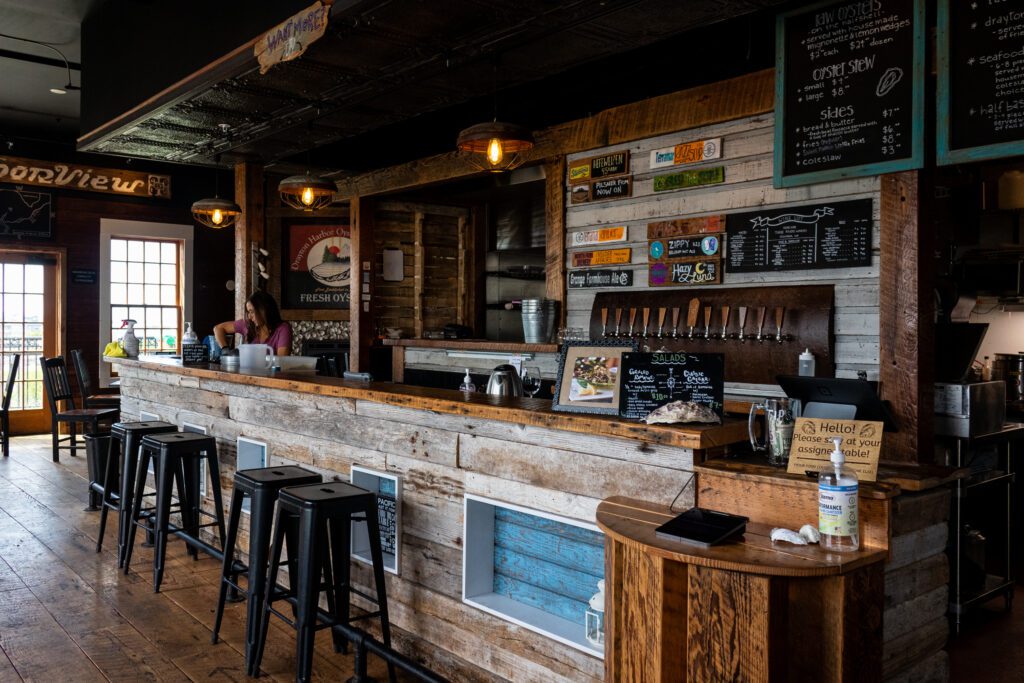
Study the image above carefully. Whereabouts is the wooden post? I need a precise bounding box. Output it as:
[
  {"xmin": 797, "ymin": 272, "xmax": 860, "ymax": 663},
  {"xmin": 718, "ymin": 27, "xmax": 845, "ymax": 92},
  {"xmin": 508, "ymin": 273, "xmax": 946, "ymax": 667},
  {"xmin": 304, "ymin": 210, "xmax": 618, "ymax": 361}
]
[
  {"xmin": 545, "ymin": 157, "xmax": 567, "ymax": 327},
  {"xmin": 879, "ymin": 171, "xmax": 934, "ymax": 463},
  {"xmin": 234, "ymin": 161, "xmax": 264, "ymax": 316},
  {"xmin": 349, "ymin": 196, "xmax": 375, "ymax": 373}
]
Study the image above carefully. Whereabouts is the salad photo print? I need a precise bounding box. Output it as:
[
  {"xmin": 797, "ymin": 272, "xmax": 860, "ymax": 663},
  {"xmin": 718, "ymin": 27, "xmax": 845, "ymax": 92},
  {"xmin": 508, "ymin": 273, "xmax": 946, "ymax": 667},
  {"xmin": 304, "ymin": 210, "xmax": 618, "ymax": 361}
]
[{"xmin": 552, "ymin": 340, "xmax": 638, "ymax": 415}]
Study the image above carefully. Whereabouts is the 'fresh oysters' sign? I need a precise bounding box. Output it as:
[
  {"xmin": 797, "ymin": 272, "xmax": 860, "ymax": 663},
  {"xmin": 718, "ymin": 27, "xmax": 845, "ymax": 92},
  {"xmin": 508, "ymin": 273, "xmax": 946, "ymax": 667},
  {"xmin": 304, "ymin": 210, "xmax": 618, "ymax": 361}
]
[{"xmin": 0, "ymin": 156, "xmax": 171, "ymax": 199}]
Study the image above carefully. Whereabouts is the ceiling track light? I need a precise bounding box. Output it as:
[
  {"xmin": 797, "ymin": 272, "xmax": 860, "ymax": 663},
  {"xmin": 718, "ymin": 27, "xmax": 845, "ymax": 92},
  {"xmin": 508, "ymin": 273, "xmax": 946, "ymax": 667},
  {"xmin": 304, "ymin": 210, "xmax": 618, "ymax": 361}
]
[{"xmin": 0, "ymin": 32, "xmax": 80, "ymax": 94}]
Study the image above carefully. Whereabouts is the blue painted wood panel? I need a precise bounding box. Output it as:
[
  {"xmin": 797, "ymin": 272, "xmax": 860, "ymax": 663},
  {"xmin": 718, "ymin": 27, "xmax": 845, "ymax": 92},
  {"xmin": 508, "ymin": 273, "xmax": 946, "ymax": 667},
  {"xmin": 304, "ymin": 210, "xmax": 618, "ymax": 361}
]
[{"xmin": 491, "ymin": 506, "xmax": 603, "ymax": 625}]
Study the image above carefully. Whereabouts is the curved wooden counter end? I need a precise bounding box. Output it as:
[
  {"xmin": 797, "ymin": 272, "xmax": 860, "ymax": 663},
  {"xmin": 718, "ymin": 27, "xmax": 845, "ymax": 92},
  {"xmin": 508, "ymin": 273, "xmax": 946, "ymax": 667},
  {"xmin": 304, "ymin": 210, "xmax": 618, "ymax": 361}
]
[{"xmin": 597, "ymin": 496, "xmax": 886, "ymax": 682}]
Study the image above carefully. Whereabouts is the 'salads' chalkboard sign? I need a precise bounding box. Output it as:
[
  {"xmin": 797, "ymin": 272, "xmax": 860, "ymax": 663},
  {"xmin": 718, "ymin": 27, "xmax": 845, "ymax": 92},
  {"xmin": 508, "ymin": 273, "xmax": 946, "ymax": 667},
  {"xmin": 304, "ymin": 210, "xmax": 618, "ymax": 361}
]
[
  {"xmin": 775, "ymin": 0, "xmax": 925, "ymax": 187},
  {"xmin": 938, "ymin": 0, "xmax": 1024, "ymax": 164},
  {"xmin": 726, "ymin": 198, "xmax": 872, "ymax": 273},
  {"xmin": 618, "ymin": 353, "xmax": 724, "ymax": 421}
]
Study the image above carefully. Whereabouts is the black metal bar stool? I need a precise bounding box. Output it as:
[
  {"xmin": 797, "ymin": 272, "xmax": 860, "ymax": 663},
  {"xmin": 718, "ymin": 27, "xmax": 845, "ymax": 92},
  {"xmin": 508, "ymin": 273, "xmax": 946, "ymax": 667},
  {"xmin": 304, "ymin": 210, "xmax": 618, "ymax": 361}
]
[
  {"xmin": 211, "ymin": 465, "xmax": 323, "ymax": 675},
  {"xmin": 253, "ymin": 481, "xmax": 395, "ymax": 683},
  {"xmin": 124, "ymin": 431, "xmax": 227, "ymax": 591},
  {"xmin": 95, "ymin": 421, "xmax": 178, "ymax": 566}
]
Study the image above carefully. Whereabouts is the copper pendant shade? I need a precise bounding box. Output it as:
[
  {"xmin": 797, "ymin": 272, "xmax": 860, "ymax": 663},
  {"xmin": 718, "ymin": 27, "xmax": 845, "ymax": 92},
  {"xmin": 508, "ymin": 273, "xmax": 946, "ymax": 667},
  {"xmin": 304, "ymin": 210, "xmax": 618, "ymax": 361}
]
[
  {"xmin": 191, "ymin": 196, "xmax": 242, "ymax": 229},
  {"xmin": 456, "ymin": 121, "xmax": 535, "ymax": 172},
  {"xmin": 278, "ymin": 173, "xmax": 336, "ymax": 211}
]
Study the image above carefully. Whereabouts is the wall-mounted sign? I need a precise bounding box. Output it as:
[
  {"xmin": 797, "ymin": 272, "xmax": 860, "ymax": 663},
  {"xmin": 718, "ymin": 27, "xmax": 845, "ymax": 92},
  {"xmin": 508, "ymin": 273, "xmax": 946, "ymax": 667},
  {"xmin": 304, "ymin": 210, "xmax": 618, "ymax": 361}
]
[
  {"xmin": 775, "ymin": 0, "xmax": 925, "ymax": 187},
  {"xmin": 649, "ymin": 234, "xmax": 721, "ymax": 262},
  {"xmin": 649, "ymin": 259, "xmax": 720, "ymax": 286},
  {"xmin": 937, "ymin": 0, "xmax": 1024, "ymax": 164},
  {"xmin": 570, "ymin": 184, "xmax": 591, "ymax": 204},
  {"xmin": 652, "ymin": 166, "xmax": 724, "ymax": 192},
  {"xmin": 618, "ymin": 352, "xmax": 725, "ymax": 421},
  {"xmin": 571, "ymin": 248, "xmax": 632, "ymax": 268},
  {"xmin": 568, "ymin": 269, "xmax": 634, "ymax": 288},
  {"xmin": 70, "ymin": 269, "xmax": 97, "ymax": 284},
  {"xmin": 650, "ymin": 138, "xmax": 723, "ymax": 170},
  {"xmin": 648, "ymin": 215, "xmax": 725, "ymax": 239},
  {"xmin": 569, "ymin": 150, "xmax": 631, "ymax": 184},
  {"xmin": 591, "ymin": 177, "xmax": 632, "ymax": 200},
  {"xmin": 254, "ymin": 0, "xmax": 330, "ymax": 74},
  {"xmin": 0, "ymin": 184, "xmax": 52, "ymax": 239},
  {"xmin": 725, "ymin": 199, "xmax": 872, "ymax": 273},
  {"xmin": 0, "ymin": 156, "xmax": 171, "ymax": 199},
  {"xmin": 786, "ymin": 418, "xmax": 883, "ymax": 482},
  {"xmin": 570, "ymin": 226, "xmax": 627, "ymax": 247},
  {"xmin": 284, "ymin": 224, "xmax": 351, "ymax": 309}
]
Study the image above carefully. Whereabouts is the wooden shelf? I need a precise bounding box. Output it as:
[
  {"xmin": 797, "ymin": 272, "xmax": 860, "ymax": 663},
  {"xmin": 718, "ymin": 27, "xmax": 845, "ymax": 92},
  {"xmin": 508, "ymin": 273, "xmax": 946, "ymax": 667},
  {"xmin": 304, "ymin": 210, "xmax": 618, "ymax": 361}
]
[{"xmin": 382, "ymin": 338, "xmax": 559, "ymax": 353}]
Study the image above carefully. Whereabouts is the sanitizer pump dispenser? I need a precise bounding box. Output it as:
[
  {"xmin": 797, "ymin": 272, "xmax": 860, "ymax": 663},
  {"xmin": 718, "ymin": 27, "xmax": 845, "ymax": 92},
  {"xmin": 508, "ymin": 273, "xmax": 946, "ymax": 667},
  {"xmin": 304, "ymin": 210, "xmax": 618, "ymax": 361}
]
[{"xmin": 818, "ymin": 437, "xmax": 860, "ymax": 552}]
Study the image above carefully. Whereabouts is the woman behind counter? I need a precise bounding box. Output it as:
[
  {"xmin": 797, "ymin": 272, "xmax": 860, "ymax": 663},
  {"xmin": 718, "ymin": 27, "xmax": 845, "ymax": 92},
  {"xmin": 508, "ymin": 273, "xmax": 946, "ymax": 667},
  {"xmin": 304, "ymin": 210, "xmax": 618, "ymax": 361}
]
[{"xmin": 213, "ymin": 291, "xmax": 292, "ymax": 356}]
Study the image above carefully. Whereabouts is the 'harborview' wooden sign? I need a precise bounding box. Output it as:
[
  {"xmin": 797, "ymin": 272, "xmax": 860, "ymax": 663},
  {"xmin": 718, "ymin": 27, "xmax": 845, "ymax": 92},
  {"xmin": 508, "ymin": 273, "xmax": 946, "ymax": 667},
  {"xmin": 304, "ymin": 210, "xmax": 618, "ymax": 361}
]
[{"xmin": 0, "ymin": 156, "xmax": 171, "ymax": 199}]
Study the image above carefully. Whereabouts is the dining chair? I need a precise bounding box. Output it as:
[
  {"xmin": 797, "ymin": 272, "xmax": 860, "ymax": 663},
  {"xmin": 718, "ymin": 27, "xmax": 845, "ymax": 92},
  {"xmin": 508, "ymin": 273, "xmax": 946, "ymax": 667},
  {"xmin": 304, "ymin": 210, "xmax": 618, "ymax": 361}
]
[
  {"xmin": 42, "ymin": 356, "xmax": 118, "ymax": 462},
  {"xmin": 71, "ymin": 348, "xmax": 120, "ymax": 409},
  {"xmin": 1, "ymin": 354, "xmax": 19, "ymax": 458}
]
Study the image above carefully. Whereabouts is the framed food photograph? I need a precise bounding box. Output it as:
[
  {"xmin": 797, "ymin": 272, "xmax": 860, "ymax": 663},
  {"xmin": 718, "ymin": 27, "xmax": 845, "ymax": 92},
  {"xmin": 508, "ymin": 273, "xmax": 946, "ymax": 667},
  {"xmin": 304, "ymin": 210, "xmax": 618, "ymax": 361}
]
[{"xmin": 552, "ymin": 340, "xmax": 638, "ymax": 415}]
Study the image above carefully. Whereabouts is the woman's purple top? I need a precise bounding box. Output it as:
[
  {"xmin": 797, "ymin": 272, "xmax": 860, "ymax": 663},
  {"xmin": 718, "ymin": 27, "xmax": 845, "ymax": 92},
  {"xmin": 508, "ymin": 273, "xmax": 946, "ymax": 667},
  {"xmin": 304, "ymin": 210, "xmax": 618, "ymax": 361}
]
[{"xmin": 232, "ymin": 319, "xmax": 293, "ymax": 353}]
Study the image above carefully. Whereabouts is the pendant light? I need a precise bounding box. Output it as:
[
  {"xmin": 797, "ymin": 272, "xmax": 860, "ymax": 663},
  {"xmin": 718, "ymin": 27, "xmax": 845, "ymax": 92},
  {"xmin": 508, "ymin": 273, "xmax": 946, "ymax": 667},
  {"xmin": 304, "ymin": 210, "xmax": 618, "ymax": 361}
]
[
  {"xmin": 456, "ymin": 62, "xmax": 534, "ymax": 172},
  {"xmin": 278, "ymin": 172, "xmax": 336, "ymax": 211},
  {"xmin": 191, "ymin": 167, "xmax": 241, "ymax": 229}
]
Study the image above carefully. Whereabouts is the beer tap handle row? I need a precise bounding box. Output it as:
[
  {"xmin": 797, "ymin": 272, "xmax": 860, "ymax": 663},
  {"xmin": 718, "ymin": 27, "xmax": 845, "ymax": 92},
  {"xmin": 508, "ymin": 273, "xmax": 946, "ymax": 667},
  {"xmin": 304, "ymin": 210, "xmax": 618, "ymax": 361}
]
[{"xmin": 600, "ymin": 302, "xmax": 795, "ymax": 342}]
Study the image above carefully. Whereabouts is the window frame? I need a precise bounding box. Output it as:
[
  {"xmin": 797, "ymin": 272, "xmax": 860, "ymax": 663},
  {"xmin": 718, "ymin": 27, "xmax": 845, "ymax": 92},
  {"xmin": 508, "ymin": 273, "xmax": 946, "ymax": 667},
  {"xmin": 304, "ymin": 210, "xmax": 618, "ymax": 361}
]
[{"xmin": 99, "ymin": 219, "xmax": 193, "ymax": 387}]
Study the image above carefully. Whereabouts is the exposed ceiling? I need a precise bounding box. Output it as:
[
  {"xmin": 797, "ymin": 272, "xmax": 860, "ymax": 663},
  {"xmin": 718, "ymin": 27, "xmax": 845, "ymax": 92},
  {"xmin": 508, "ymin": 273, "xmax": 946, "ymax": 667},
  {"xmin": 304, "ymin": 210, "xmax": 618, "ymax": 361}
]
[
  {"xmin": 0, "ymin": 0, "xmax": 99, "ymax": 138},
  {"xmin": 74, "ymin": 0, "xmax": 790, "ymax": 175}
]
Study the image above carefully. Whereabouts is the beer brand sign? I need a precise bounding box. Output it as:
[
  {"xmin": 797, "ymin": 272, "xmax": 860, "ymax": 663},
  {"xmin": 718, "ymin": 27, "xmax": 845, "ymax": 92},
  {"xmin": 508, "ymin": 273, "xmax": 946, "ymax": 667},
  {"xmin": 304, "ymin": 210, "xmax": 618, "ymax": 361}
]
[{"xmin": 0, "ymin": 156, "xmax": 171, "ymax": 199}]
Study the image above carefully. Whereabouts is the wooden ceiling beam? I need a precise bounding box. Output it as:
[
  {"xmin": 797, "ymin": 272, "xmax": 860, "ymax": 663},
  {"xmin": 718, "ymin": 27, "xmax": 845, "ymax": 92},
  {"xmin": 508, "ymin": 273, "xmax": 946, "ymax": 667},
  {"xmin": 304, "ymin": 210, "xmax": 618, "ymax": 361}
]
[{"xmin": 332, "ymin": 68, "xmax": 775, "ymax": 199}]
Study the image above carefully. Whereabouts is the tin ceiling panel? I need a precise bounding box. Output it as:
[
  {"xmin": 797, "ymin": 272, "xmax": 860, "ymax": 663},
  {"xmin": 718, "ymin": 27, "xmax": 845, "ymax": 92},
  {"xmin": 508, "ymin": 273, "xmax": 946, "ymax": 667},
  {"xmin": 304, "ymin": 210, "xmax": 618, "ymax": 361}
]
[{"xmin": 78, "ymin": 0, "xmax": 791, "ymax": 169}]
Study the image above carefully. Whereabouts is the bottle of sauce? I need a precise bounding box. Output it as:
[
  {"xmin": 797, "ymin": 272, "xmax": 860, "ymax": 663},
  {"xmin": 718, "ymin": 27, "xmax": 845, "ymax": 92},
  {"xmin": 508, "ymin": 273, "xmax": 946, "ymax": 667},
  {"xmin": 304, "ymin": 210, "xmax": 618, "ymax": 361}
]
[{"xmin": 819, "ymin": 437, "xmax": 859, "ymax": 552}]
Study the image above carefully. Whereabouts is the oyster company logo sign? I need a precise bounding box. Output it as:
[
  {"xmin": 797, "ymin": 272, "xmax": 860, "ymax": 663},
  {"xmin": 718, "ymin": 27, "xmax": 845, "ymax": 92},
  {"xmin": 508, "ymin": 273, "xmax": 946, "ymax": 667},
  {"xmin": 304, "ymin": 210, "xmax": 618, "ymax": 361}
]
[
  {"xmin": 255, "ymin": 1, "xmax": 330, "ymax": 74},
  {"xmin": 285, "ymin": 224, "xmax": 351, "ymax": 309},
  {"xmin": 0, "ymin": 156, "xmax": 171, "ymax": 199}
]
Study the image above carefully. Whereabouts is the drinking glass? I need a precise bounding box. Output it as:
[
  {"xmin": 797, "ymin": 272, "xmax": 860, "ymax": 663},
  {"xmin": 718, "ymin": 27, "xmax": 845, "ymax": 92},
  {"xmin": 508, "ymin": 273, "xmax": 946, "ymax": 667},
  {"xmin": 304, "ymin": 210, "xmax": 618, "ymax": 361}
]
[{"xmin": 521, "ymin": 366, "xmax": 542, "ymax": 398}]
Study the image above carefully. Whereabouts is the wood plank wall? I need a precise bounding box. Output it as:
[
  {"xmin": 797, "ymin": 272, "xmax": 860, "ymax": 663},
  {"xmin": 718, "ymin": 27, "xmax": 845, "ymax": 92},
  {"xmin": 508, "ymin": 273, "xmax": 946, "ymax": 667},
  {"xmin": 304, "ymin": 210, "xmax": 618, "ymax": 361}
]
[{"xmin": 564, "ymin": 113, "xmax": 882, "ymax": 390}]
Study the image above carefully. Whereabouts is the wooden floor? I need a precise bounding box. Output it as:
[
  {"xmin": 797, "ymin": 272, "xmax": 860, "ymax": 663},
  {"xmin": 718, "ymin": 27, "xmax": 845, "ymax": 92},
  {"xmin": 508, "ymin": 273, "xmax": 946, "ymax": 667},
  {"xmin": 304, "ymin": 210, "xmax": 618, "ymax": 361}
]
[{"xmin": 0, "ymin": 435, "xmax": 394, "ymax": 682}]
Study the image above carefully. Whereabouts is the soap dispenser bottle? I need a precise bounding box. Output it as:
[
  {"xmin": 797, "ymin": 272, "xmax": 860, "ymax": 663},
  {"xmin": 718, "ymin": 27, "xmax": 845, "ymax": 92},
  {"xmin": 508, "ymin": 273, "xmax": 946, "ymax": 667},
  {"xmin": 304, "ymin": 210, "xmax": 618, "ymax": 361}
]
[
  {"xmin": 818, "ymin": 437, "xmax": 860, "ymax": 552},
  {"xmin": 182, "ymin": 321, "xmax": 198, "ymax": 345},
  {"xmin": 459, "ymin": 368, "xmax": 476, "ymax": 393}
]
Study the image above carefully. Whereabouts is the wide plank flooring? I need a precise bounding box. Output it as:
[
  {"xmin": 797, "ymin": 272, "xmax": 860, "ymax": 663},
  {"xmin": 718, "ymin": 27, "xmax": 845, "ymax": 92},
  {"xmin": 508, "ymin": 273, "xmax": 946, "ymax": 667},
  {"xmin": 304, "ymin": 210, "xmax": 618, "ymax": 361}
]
[{"xmin": 0, "ymin": 435, "xmax": 395, "ymax": 682}]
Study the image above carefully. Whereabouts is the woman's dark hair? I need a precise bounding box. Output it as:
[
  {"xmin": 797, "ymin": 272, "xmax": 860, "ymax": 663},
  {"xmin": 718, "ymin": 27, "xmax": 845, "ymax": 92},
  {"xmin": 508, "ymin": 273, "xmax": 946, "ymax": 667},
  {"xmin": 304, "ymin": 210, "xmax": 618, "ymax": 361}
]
[{"xmin": 245, "ymin": 291, "xmax": 283, "ymax": 342}]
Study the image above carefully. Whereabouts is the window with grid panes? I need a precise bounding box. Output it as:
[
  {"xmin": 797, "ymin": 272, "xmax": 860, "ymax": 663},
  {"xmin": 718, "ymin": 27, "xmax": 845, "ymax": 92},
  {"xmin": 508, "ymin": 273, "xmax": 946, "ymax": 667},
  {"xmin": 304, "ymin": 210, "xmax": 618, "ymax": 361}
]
[{"xmin": 109, "ymin": 238, "xmax": 181, "ymax": 352}]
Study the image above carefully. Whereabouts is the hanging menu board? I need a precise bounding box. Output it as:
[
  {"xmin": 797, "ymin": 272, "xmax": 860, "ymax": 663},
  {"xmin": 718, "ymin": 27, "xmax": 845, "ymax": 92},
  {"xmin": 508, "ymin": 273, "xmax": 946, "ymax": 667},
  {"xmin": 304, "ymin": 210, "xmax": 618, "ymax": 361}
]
[
  {"xmin": 774, "ymin": 0, "xmax": 925, "ymax": 188},
  {"xmin": 726, "ymin": 199, "xmax": 872, "ymax": 273},
  {"xmin": 618, "ymin": 353, "xmax": 724, "ymax": 421},
  {"xmin": 938, "ymin": 0, "xmax": 1024, "ymax": 164}
]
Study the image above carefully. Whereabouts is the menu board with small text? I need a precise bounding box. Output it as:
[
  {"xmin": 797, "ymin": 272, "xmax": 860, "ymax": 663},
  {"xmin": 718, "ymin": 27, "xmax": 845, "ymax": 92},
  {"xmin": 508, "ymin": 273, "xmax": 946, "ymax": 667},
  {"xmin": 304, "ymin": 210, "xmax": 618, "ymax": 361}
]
[
  {"xmin": 726, "ymin": 199, "xmax": 872, "ymax": 273},
  {"xmin": 938, "ymin": 0, "xmax": 1024, "ymax": 164},
  {"xmin": 775, "ymin": 0, "xmax": 924, "ymax": 187},
  {"xmin": 618, "ymin": 353, "xmax": 724, "ymax": 421}
]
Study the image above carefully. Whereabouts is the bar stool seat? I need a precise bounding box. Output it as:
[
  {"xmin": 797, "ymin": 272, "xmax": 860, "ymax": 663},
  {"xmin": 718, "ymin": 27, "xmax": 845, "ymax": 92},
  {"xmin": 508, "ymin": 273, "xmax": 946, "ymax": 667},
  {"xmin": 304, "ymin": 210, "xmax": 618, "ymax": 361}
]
[
  {"xmin": 211, "ymin": 465, "xmax": 324, "ymax": 675},
  {"xmin": 253, "ymin": 481, "xmax": 395, "ymax": 683},
  {"xmin": 123, "ymin": 431, "xmax": 227, "ymax": 591},
  {"xmin": 95, "ymin": 421, "xmax": 178, "ymax": 566}
]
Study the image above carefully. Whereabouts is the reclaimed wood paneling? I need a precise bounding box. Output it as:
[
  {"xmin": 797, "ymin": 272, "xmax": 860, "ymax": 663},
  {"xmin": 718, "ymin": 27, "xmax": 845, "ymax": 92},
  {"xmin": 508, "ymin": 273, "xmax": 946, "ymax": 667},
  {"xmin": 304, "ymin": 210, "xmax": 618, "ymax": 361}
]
[{"xmin": 234, "ymin": 161, "xmax": 264, "ymax": 317}]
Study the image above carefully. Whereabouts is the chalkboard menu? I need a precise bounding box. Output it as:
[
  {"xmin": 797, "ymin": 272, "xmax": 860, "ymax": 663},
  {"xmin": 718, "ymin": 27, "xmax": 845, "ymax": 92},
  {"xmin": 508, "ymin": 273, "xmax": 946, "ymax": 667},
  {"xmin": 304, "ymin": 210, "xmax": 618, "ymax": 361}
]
[
  {"xmin": 775, "ymin": 0, "xmax": 924, "ymax": 187},
  {"xmin": 618, "ymin": 353, "xmax": 724, "ymax": 421},
  {"xmin": 938, "ymin": 0, "xmax": 1024, "ymax": 164},
  {"xmin": 726, "ymin": 199, "xmax": 872, "ymax": 273}
]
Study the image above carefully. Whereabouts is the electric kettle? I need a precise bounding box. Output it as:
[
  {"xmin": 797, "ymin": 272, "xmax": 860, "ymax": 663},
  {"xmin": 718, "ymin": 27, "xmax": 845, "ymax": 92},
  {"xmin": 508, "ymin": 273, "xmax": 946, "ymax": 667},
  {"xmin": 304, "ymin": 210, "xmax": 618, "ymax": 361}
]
[{"xmin": 486, "ymin": 364, "xmax": 524, "ymax": 397}]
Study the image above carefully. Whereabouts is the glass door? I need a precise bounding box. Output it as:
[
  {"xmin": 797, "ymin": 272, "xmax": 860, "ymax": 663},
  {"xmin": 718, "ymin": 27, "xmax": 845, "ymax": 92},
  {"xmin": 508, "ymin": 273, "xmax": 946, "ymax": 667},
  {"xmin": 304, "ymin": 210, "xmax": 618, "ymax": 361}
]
[{"xmin": 2, "ymin": 254, "xmax": 57, "ymax": 434}]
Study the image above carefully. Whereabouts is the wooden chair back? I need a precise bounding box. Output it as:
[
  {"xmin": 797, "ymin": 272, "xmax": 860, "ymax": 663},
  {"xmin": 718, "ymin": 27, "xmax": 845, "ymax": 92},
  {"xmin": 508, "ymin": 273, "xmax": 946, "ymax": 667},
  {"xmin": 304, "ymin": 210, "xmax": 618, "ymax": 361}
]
[
  {"xmin": 42, "ymin": 356, "xmax": 75, "ymax": 415},
  {"xmin": 2, "ymin": 355, "xmax": 19, "ymax": 413},
  {"xmin": 70, "ymin": 349, "xmax": 94, "ymax": 404}
]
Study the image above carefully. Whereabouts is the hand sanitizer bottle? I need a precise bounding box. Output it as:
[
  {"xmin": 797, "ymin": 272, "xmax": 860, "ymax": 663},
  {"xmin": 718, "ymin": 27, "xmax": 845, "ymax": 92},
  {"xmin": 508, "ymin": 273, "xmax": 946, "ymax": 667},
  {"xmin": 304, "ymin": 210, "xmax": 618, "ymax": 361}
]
[
  {"xmin": 459, "ymin": 368, "xmax": 476, "ymax": 393},
  {"xmin": 819, "ymin": 437, "xmax": 859, "ymax": 552}
]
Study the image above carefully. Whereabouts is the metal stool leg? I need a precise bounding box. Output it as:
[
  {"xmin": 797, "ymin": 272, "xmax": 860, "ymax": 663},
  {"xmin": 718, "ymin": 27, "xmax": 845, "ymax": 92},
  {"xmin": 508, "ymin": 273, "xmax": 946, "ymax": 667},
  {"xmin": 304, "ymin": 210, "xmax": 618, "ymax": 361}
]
[
  {"xmin": 364, "ymin": 498, "xmax": 396, "ymax": 682},
  {"xmin": 244, "ymin": 488, "xmax": 275, "ymax": 672},
  {"xmin": 295, "ymin": 510, "xmax": 323, "ymax": 683},
  {"xmin": 153, "ymin": 452, "xmax": 178, "ymax": 592},
  {"xmin": 122, "ymin": 445, "xmax": 152, "ymax": 574},
  {"xmin": 96, "ymin": 435, "xmax": 119, "ymax": 552},
  {"xmin": 212, "ymin": 486, "xmax": 245, "ymax": 644},
  {"xmin": 253, "ymin": 505, "xmax": 289, "ymax": 677}
]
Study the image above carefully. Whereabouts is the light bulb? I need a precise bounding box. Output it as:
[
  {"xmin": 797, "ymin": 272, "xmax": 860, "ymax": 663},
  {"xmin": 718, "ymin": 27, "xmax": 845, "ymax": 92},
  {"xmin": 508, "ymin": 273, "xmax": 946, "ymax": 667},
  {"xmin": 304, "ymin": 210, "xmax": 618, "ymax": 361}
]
[
  {"xmin": 301, "ymin": 186, "xmax": 314, "ymax": 206},
  {"xmin": 211, "ymin": 209, "xmax": 224, "ymax": 225},
  {"xmin": 486, "ymin": 138, "xmax": 504, "ymax": 166}
]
